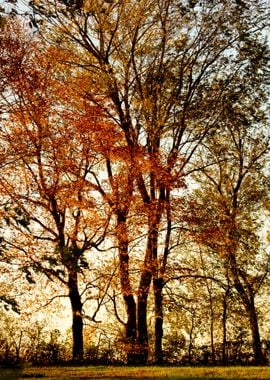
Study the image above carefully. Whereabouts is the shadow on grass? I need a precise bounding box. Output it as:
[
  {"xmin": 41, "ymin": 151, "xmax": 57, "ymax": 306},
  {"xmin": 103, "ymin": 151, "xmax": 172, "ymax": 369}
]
[
  {"xmin": 0, "ymin": 369, "xmax": 48, "ymax": 380},
  {"xmin": 2, "ymin": 366, "xmax": 267, "ymax": 380},
  {"xmin": 87, "ymin": 378, "xmax": 226, "ymax": 380},
  {"xmin": 0, "ymin": 372, "xmax": 228, "ymax": 380},
  {"xmin": 0, "ymin": 368, "xmax": 22, "ymax": 380}
]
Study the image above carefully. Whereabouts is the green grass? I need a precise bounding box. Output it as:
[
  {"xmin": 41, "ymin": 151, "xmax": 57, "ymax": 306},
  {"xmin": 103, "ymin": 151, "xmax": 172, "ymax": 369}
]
[{"xmin": 0, "ymin": 365, "xmax": 270, "ymax": 379}]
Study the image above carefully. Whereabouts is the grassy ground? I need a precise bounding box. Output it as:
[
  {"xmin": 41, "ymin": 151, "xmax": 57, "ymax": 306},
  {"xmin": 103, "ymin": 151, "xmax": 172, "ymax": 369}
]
[{"xmin": 0, "ymin": 365, "xmax": 270, "ymax": 379}]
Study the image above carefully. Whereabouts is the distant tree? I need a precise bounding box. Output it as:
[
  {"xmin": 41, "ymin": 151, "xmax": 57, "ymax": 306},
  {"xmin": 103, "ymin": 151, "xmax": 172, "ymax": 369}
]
[{"xmin": 189, "ymin": 116, "xmax": 270, "ymax": 363}]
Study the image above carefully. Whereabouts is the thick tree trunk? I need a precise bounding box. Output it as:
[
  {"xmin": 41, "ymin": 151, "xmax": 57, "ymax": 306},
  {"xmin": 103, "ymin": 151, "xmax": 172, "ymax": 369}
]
[
  {"xmin": 209, "ymin": 295, "xmax": 215, "ymax": 363},
  {"xmin": 188, "ymin": 318, "xmax": 195, "ymax": 365},
  {"xmin": 221, "ymin": 289, "xmax": 229, "ymax": 365},
  {"xmin": 137, "ymin": 217, "xmax": 160, "ymax": 365},
  {"xmin": 124, "ymin": 294, "xmax": 137, "ymax": 364},
  {"xmin": 153, "ymin": 192, "xmax": 171, "ymax": 365},
  {"xmin": 137, "ymin": 268, "xmax": 152, "ymax": 364},
  {"xmin": 247, "ymin": 299, "xmax": 265, "ymax": 365},
  {"xmin": 116, "ymin": 211, "xmax": 138, "ymax": 364},
  {"xmin": 229, "ymin": 256, "xmax": 265, "ymax": 365},
  {"xmin": 153, "ymin": 277, "xmax": 163, "ymax": 364},
  {"xmin": 68, "ymin": 269, "xmax": 83, "ymax": 362}
]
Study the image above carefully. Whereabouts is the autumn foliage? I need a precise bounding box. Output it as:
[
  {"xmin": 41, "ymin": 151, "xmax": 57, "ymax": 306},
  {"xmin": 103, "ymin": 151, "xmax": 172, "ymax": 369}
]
[{"xmin": 0, "ymin": 0, "xmax": 269, "ymax": 366}]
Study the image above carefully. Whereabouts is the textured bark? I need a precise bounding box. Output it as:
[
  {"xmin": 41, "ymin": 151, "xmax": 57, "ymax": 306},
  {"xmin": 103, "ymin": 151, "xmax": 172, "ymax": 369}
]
[
  {"xmin": 221, "ymin": 289, "xmax": 229, "ymax": 365},
  {"xmin": 137, "ymin": 267, "xmax": 152, "ymax": 364},
  {"xmin": 124, "ymin": 294, "xmax": 137, "ymax": 364},
  {"xmin": 229, "ymin": 254, "xmax": 265, "ymax": 364},
  {"xmin": 153, "ymin": 278, "xmax": 163, "ymax": 364},
  {"xmin": 208, "ymin": 289, "xmax": 216, "ymax": 363},
  {"xmin": 137, "ymin": 214, "xmax": 161, "ymax": 364},
  {"xmin": 68, "ymin": 268, "xmax": 83, "ymax": 362},
  {"xmin": 153, "ymin": 194, "xmax": 171, "ymax": 364},
  {"xmin": 247, "ymin": 299, "xmax": 265, "ymax": 365},
  {"xmin": 116, "ymin": 211, "xmax": 138, "ymax": 364}
]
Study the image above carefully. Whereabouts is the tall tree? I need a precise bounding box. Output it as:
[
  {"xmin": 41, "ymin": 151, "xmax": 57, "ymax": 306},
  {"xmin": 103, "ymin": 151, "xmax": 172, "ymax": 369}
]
[
  {"xmin": 26, "ymin": 0, "xmax": 270, "ymax": 363},
  {"xmin": 189, "ymin": 118, "xmax": 270, "ymax": 363},
  {"xmin": 0, "ymin": 19, "xmax": 113, "ymax": 361}
]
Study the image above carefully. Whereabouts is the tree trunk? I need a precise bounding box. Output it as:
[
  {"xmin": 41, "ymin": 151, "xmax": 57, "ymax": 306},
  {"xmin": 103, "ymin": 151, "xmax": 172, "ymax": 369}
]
[
  {"xmin": 68, "ymin": 268, "xmax": 83, "ymax": 362},
  {"xmin": 153, "ymin": 277, "xmax": 163, "ymax": 364},
  {"xmin": 247, "ymin": 299, "xmax": 265, "ymax": 365},
  {"xmin": 116, "ymin": 211, "xmax": 138, "ymax": 364},
  {"xmin": 124, "ymin": 294, "xmax": 137, "ymax": 364},
  {"xmin": 222, "ymin": 289, "xmax": 229, "ymax": 365},
  {"xmin": 229, "ymin": 259, "xmax": 265, "ymax": 365},
  {"xmin": 137, "ymin": 216, "xmax": 160, "ymax": 365},
  {"xmin": 209, "ymin": 293, "xmax": 215, "ymax": 363},
  {"xmin": 137, "ymin": 268, "xmax": 152, "ymax": 364},
  {"xmin": 153, "ymin": 191, "xmax": 171, "ymax": 365}
]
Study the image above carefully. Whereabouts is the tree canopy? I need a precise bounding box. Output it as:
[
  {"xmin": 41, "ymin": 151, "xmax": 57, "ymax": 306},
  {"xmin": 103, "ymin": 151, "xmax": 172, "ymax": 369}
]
[{"xmin": 0, "ymin": 0, "xmax": 269, "ymax": 365}]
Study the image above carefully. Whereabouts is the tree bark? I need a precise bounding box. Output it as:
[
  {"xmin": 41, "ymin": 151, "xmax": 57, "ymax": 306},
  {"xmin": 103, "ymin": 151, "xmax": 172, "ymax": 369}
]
[
  {"xmin": 247, "ymin": 298, "xmax": 265, "ymax": 365},
  {"xmin": 153, "ymin": 192, "xmax": 171, "ymax": 364},
  {"xmin": 208, "ymin": 290, "xmax": 215, "ymax": 363},
  {"xmin": 137, "ymin": 213, "xmax": 161, "ymax": 364},
  {"xmin": 222, "ymin": 289, "xmax": 229, "ymax": 365},
  {"xmin": 116, "ymin": 211, "xmax": 138, "ymax": 364},
  {"xmin": 124, "ymin": 294, "xmax": 137, "ymax": 364},
  {"xmin": 68, "ymin": 268, "xmax": 83, "ymax": 362},
  {"xmin": 229, "ymin": 255, "xmax": 265, "ymax": 365},
  {"xmin": 153, "ymin": 277, "xmax": 163, "ymax": 364},
  {"xmin": 137, "ymin": 266, "xmax": 152, "ymax": 364}
]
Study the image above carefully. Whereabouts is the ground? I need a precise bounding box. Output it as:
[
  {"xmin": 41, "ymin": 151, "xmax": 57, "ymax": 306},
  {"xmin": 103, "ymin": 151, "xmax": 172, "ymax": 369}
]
[{"xmin": 0, "ymin": 365, "xmax": 270, "ymax": 379}]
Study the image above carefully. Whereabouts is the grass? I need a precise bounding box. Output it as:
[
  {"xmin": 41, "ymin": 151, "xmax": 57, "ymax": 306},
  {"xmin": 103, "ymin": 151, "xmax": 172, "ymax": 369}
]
[{"xmin": 0, "ymin": 365, "xmax": 270, "ymax": 379}]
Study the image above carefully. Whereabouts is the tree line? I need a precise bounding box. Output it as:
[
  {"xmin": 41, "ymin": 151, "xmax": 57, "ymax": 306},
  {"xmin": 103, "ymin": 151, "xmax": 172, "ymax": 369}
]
[{"xmin": 0, "ymin": 0, "xmax": 269, "ymax": 365}]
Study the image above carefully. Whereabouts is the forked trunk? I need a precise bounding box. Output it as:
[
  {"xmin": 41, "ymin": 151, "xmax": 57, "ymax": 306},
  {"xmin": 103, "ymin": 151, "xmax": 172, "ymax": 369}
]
[
  {"xmin": 137, "ymin": 221, "xmax": 159, "ymax": 365},
  {"xmin": 230, "ymin": 258, "xmax": 265, "ymax": 365},
  {"xmin": 116, "ymin": 211, "xmax": 141, "ymax": 364}
]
